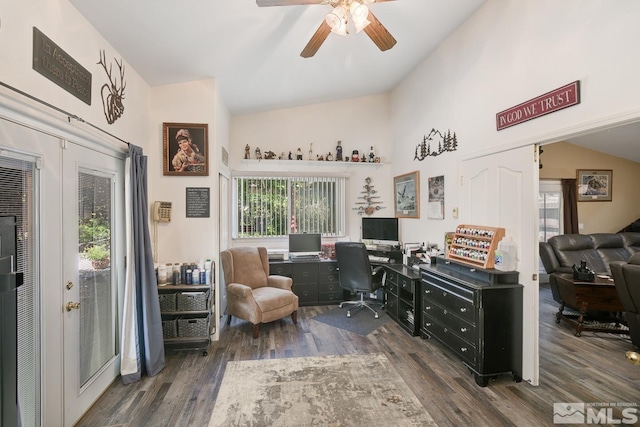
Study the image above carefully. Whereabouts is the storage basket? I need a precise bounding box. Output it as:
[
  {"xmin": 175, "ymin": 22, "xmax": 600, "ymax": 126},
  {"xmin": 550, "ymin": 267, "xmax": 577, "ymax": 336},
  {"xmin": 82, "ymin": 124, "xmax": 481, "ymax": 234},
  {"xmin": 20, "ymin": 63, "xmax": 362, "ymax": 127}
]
[
  {"xmin": 162, "ymin": 319, "xmax": 178, "ymax": 339},
  {"xmin": 158, "ymin": 293, "xmax": 176, "ymax": 312},
  {"xmin": 177, "ymin": 290, "xmax": 209, "ymax": 311},
  {"xmin": 178, "ymin": 314, "xmax": 210, "ymax": 338}
]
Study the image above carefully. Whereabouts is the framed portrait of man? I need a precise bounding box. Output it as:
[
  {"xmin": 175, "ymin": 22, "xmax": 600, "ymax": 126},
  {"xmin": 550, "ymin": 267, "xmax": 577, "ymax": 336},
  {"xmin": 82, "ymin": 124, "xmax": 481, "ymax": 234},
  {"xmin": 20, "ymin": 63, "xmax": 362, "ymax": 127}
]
[{"xmin": 162, "ymin": 122, "xmax": 209, "ymax": 176}]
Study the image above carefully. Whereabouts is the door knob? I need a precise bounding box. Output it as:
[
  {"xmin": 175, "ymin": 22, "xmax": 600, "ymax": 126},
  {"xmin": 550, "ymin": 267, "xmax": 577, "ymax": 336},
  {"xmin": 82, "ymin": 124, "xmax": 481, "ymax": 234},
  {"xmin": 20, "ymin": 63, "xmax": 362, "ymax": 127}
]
[{"xmin": 66, "ymin": 301, "xmax": 81, "ymax": 311}]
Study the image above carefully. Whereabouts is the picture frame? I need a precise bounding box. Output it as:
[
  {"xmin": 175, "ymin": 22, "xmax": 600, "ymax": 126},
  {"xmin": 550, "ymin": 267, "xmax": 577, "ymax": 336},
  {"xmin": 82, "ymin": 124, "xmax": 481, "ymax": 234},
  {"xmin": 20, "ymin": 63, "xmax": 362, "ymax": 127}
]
[
  {"xmin": 394, "ymin": 171, "xmax": 420, "ymax": 218},
  {"xmin": 427, "ymin": 175, "xmax": 445, "ymax": 219},
  {"xmin": 576, "ymin": 169, "xmax": 612, "ymax": 202},
  {"xmin": 163, "ymin": 122, "xmax": 209, "ymax": 176}
]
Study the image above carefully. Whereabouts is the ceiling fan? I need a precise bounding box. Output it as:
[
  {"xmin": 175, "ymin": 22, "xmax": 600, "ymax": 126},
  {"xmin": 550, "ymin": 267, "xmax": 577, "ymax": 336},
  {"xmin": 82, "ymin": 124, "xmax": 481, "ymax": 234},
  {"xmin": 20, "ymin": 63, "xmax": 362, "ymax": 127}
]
[{"xmin": 256, "ymin": 0, "xmax": 397, "ymax": 58}]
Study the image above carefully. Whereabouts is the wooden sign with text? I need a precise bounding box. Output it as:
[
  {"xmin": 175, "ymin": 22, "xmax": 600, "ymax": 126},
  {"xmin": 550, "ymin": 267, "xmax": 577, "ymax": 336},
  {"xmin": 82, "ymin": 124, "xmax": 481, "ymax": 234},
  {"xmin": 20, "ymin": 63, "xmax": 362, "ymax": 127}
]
[{"xmin": 496, "ymin": 81, "xmax": 580, "ymax": 131}]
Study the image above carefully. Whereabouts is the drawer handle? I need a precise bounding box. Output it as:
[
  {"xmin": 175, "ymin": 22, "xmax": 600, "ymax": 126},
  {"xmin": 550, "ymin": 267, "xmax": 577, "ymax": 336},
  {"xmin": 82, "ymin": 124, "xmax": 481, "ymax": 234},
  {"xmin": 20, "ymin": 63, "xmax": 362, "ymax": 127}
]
[
  {"xmin": 425, "ymin": 306, "xmax": 431, "ymax": 310},
  {"xmin": 425, "ymin": 289, "xmax": 431, "ymax": 294},
  {"xmin": 442, "ymin": 291, "xmax": 448, "ymax": 297},
  {"xmin": 444, "ymin": 327, "xmax": 448, "ymax": 333},
  {"xmin": 461, "ymin": 347, "xmax": 468, "ymax": 352},
  {"xmin": 445, "ymin": 261, "xmax": 451, "ymax": 265},
  {"xmin": 460, "ymin": 327, "xmax": 467, "ymax": 333},
  {"xmin": 469, "ymin": 268, "xmax": 476, "ymax": 272},
  {"xmin": 425, "ymin": 322, "xmax": 432, "ymax": 327},
  {"xmin": 460, "ymin": 307, "xmax": 467, "ymax": 313},
  {"xmin": 443, "ymin": 309, "xmax": 447, "ymax": 315}
]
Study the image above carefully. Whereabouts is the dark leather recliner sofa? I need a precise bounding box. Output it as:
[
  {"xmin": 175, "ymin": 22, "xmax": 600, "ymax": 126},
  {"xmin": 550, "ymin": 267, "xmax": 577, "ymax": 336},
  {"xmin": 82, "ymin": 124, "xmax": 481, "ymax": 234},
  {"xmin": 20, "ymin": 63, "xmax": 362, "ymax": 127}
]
[
  {"xmin": 610, "ymin": 253, "xmax": 640, "ymax": 349},
  {"xmin": 540, "ymin": 232, "xmax": 640, "ymax": 305}
]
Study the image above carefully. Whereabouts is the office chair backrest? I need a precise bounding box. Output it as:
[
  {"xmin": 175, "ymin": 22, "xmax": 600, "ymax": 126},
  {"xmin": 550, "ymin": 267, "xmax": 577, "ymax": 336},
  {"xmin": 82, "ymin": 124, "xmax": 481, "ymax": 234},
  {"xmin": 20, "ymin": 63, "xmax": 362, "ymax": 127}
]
[{"xmin": 335, "ymin": 241, "xmax": 374, "ymax": 292}]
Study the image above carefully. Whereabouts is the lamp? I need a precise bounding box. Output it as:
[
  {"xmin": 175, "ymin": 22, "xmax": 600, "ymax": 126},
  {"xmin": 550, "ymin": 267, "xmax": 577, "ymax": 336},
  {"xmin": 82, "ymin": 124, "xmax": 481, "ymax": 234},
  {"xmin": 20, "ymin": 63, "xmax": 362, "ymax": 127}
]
[{"xmin": 325, "ymin": 1, "xmax": 371, "ymax": 36}]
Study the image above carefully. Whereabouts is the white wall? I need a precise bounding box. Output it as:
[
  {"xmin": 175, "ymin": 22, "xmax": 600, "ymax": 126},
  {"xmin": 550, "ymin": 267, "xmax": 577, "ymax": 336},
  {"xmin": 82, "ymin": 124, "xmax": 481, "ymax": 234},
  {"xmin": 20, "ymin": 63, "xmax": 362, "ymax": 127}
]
[
  {"xmin": 149, "ymin": 79, "xmax": 222, "ymax": 264},
  {"xmin": 230, "ymin": 93, "xmax": 394, "ymax": 248},
  {"xmin": 390, "ymin": 0, "xmax": 640, "ymax": 248}
]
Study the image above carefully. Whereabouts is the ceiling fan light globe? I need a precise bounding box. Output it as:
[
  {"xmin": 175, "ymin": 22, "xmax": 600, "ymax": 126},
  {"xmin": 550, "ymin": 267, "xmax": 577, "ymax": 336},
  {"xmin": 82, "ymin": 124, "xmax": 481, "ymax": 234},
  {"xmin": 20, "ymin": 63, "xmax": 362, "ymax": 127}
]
[
  {"xmin": 353, "ymin": 16, "xmax": 371, "ymax": 33},
  {"xmin": 350, "ymin": 2, "xmax": 368, "ymax": 19}
]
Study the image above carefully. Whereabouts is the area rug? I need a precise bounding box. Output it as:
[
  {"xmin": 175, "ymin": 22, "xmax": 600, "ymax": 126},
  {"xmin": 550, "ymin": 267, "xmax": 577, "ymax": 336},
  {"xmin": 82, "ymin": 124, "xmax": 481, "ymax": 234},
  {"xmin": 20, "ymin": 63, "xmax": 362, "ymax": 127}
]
[
  {"xmin": 310, "ymin": 304, "xmax": 390, "ymax": 336},
  {"xmin": 208, "ymin": 353, "xmax": 436, "ymax": 427}
]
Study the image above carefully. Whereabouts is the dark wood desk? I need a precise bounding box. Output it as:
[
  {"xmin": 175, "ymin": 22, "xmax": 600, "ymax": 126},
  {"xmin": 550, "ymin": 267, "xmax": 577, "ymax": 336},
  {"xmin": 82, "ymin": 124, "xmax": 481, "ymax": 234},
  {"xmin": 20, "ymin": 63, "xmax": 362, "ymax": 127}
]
[{"xmin": 554, "ymin": 274, "xmax": 626, "ymax": 336}]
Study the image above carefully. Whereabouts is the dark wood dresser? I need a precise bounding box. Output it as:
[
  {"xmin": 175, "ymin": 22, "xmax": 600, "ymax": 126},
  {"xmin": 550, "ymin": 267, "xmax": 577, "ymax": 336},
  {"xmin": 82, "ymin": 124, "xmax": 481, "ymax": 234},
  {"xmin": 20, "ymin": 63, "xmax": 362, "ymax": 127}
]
[{"xmin": 420, "ymin": 257, "xmax": 523, "ymax": 386}]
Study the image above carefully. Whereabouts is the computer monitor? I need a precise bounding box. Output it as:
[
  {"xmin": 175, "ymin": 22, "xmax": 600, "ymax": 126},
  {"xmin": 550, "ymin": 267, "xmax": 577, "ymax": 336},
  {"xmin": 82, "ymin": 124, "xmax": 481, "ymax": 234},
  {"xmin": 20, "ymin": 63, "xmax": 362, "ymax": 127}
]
[
  {"xmin": 361, "ymin": 217, "xmax": 399, "ymax": 245},
  {"xmin": 288, "ymin": 233, "xmax": 322, "ymax": 256}
]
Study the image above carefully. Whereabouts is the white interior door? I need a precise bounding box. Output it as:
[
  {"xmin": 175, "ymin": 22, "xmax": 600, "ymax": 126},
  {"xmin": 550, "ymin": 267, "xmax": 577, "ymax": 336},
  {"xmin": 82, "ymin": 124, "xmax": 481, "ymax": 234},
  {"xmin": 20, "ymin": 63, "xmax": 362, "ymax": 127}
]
[
  {"xmin": 460, "ymin": 144, "xmax": 540, "ymax": 385},
  {"xmin": 62, "ymin": 141, "xmax": 124, "ymax": 426}
]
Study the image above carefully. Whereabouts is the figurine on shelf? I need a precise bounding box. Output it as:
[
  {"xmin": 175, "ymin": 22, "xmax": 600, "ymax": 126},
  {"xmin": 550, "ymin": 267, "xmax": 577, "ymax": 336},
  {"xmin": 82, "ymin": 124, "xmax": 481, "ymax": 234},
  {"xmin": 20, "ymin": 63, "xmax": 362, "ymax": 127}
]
[
  {"xmin": 279, "ymin": 152, "xmax": 285, "ymax": 160},
  {"xmin": 336, "ymin": 140, "xmax": 343, "ymax": 161},
  {"xmin": 326, "ymin": 152, "xmax": 333, "ymax": 161},
  {"xmin": 296, "ymin": 148, "xmax": 303, "ymax": 160},
  {"xmin": 244, "ymin": 144, "xmax": 250, "ymax": 159},
  {"xmin": 361, "ymin": 149, "xmax": 367, "ymax": 162},
  {"xmin": 317, "ymin": 154, "xmax": 324, "ymax": 161},
  {"xmin": 255, "ymin": 147, "xmax": 262, "ymax": 160},
  {"xmin": 309, "ymin": 143, "xmax": 313, "ymax": 160},
  {"xmin": 368, "ymin": 146, "xmax": 376, "ymax": 163},
  {"xmin": 288, "ymin": 151, "xmax": 293, "ymax": 160},
  {"xmin": 264, "ymin": 150, "xmax": 277, "ymax": 160},
  {"xmin": 351, "ymin": 150, "xmax": 359, "ymax": 162}
]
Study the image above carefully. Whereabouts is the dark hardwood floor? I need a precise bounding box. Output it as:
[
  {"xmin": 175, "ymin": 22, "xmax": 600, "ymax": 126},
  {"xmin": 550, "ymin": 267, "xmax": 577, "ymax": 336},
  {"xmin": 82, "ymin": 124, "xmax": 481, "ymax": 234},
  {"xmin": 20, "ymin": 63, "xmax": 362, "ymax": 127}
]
[{"xmin": 77, "ymin": 284, "xmax": 640, "ymax": 426}]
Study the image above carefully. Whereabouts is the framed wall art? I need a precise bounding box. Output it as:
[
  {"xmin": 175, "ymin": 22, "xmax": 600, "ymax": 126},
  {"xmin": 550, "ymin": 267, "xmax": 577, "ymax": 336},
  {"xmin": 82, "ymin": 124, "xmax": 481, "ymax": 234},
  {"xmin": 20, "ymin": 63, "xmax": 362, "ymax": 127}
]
[
  {"xmin": 394, "ymin": 171, "xmax": 420, "ymax": 218},
  {"xmin": 576, "ymin": 169, "xmax": 612, "ymax": 202},
  {"xmin": 163, "ymin": 122, "xmax": 209, "ymax": 176},
  {"xmin": 427, "ymin": 175, "xmax": 445, "ymax": 219}
]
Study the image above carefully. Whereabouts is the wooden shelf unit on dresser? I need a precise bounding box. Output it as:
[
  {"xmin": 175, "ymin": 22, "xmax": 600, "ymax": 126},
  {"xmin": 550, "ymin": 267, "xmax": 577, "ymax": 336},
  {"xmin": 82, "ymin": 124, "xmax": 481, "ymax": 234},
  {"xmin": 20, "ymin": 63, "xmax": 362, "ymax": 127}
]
[
  {"xmin": 419, "ymin": 257, "xmax": 522, "ymax": 387},
  {"xmin": 447, "ymin": 225, "xmax": 505, "ymax": 269},
  {"xmin": 384, "ymin": 264, "xmax": 421, "ymax": 336},
  {"xmin": 158, "ymin": 282, "xmax": 214, "ymax": 356}
]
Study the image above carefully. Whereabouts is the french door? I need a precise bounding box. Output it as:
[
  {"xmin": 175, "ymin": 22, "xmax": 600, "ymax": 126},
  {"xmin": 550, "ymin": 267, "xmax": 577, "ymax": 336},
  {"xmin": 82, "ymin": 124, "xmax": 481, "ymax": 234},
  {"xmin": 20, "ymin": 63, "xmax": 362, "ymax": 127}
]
[{"xmin": 62, "ymin": 142, "xmax": 124, "ymax": 426}]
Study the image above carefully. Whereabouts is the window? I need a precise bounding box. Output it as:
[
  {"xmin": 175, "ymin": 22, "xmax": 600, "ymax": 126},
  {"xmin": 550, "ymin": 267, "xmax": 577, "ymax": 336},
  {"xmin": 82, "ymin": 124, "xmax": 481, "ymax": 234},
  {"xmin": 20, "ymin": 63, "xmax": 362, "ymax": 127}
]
[
  {"xmin": 233, "ymin": 175, "xmax": 346, "ymax": 238},
  {"xmin": 539, "ymin": 180, "xmax": 563, "ymax": 242}
]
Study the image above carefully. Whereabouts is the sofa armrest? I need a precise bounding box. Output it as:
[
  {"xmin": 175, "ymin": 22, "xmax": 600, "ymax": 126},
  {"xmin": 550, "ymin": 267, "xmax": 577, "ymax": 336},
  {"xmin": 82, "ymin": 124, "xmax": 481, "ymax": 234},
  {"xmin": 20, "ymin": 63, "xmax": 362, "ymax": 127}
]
[
  {"xmin": 226, "ymin": 282, "xmax": 253, "ymax": 298},
  {"xmin": 267, "ymin": 275, "xmax": 293, "ymax": 291},
  {"xmin": 539, "ymin": 241, "xmax": 560, "ymax": 274}
]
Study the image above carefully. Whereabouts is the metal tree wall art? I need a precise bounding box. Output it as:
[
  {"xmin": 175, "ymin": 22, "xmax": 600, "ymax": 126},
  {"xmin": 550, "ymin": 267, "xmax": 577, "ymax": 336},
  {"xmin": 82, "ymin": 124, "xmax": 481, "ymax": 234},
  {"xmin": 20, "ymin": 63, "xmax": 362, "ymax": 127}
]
[
  {"xmin": 414, "ymin": 128, "xmax": 458, "ymax": 161},
  {"xmin": 97, "ymin": 50, "xmax": 126, "ymax": 124},
  {"xmin": 353, "ymin": 177, "xmax": 385, "ymax": 215}
]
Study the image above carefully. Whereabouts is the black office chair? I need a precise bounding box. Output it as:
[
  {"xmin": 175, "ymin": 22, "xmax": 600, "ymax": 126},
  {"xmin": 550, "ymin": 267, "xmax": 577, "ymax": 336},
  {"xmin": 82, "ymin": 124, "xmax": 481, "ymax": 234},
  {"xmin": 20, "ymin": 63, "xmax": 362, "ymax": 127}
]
[{"xmin": 335, "ymin": 241, "xmax": 386, "ymax": 318}]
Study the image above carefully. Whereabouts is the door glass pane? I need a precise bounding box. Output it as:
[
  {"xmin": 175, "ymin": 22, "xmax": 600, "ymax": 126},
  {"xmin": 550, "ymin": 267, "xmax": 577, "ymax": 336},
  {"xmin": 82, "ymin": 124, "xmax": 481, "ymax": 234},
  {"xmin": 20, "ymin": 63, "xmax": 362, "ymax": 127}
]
[
  {"xmin": 78, "ymin": 171, "xmax": 114, "ymax": 386},
  {"xmin": 0, "ymin": 156, "xmax": 40, "ymax": 427},
  {"xmin": 539, "ymin": 181, "xmax": 563, "ymax": 242}
]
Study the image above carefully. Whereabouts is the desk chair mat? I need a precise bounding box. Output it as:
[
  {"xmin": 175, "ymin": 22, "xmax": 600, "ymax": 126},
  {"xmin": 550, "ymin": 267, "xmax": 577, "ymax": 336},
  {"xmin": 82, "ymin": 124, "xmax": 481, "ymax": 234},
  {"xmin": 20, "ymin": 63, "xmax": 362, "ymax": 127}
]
[{"xmin": 311, "ymin": 305, "xmax": 390, "ymax": 336}]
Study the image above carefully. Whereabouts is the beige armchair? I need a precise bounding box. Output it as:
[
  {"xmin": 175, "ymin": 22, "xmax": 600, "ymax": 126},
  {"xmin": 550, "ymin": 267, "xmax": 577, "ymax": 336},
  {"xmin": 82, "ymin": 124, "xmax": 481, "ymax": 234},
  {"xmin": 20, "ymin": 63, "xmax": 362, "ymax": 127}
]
[{"xmin": 220, "ymin": 247, "xmax": 298, "ymax": 338}]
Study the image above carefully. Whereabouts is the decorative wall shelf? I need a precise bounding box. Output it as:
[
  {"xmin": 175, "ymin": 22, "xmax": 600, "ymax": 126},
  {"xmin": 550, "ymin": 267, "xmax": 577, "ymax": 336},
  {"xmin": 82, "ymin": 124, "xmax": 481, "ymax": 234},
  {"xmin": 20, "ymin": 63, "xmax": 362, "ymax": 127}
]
[{"xmin": 447, "ymin": 224, "xmax": 505, "ymax": 269}]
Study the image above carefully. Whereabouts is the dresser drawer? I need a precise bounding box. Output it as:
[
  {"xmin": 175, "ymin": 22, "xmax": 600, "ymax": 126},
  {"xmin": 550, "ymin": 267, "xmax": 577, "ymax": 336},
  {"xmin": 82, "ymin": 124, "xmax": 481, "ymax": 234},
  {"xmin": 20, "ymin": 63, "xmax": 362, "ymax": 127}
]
[
  {"xmin": 422, "ymin": 280, "xmax": 475, "ymax": 324},
  {"xmin": 293, "ymin": 264, "xmax": 318, "ymax": 284},
  {"xmin": 318, "ymin": 289, "xmax": 343, "ymax": 304},
  {"xmin": 270, "ymin": 263, "xmax": 292, "ymax": 277},
  {"xmin": 318, "ymin": 271, "xmax": 339, "ymax": 285},
  {"xmin": 318, "ymin": 262, "xmax": 338, "ymax": 274},
  {"xmin": 386, "ymin": 270, "xmax": 399, "ymax": 285},
  {"xmin": 293, "ymin": 283, "xmax": 318, "ymax": 305},
  {"xmin": 422, "ymin": 301, "xmax": 476, "ymax": 342},
  {"xmin": 422, "ymin": 314, "xmax": 476, "ymax": 367},
  {"xmin": 398, "ymin": 275, "xmax": 415, "ymax": 294},
  {"xmin": 319, "ymin": 281, "xmax": 341, "ymax": 294}
]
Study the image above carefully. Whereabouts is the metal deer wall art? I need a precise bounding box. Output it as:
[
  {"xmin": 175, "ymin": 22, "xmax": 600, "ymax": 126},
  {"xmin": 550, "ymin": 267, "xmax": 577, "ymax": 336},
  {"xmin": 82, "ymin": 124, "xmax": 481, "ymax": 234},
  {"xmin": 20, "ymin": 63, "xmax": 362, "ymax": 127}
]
[
  {"xmin": 414, "ymin": 128, "xmax": 458, "ymax": 161},
  {"xmin": 97, "ymin": 50, "xmax": 126, "ymax": 124}
]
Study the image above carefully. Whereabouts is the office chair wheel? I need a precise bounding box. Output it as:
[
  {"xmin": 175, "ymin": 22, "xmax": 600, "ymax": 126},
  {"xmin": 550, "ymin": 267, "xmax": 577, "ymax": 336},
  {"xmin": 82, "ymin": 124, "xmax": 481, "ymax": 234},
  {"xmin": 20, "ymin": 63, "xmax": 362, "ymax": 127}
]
[{"xmin": 347, "ymin": 311, "xmax": 351, "ymax": 318}]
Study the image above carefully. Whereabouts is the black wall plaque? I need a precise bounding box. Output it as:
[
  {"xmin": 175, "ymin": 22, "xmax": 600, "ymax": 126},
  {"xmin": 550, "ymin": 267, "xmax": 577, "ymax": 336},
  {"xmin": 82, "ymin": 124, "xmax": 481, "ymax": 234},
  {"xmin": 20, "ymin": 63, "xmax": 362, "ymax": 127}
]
[
  {"xmin": 32, "ymin": 27, "xmax": 92, "ymax": 105},
  {"xmin": 186, "ymin": 187, "xmax": 210, "ymax": 218}
]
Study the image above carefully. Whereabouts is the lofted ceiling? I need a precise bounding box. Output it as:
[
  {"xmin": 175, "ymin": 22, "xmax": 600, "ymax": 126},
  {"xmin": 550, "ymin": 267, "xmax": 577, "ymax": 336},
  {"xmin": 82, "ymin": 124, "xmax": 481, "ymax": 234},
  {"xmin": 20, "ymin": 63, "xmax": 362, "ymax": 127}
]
[
  {"xmin": 69, "ymin": 0, "xmax": 639, "ymax": 161},
  {"xmin": 69, "ymin": 0, "xmax": 485, "ymax": 115}
]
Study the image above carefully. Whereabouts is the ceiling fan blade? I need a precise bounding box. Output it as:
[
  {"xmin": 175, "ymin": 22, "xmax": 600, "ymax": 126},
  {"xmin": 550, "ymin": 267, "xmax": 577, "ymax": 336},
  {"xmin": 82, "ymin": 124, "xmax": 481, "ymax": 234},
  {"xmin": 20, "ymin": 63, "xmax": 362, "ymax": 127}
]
[
  {"xmin": 300, "ymin": 21, "xmax": 332, "ymax": 58},
  {"xmin": 363, "ymin": 10, "xmax": 397, "ymax": 52},
  {"xmin": 256, "ymin": 0, "xmax": 323, "ymax": 6}
]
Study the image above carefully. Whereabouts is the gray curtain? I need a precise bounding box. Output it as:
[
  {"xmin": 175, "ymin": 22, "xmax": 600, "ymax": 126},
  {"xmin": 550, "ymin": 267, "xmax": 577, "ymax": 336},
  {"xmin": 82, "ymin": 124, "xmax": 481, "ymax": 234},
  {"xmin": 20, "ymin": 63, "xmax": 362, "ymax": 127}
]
[{"xmin": 121, "ymin": 144, "xmax": 165, "ymax": 384}]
